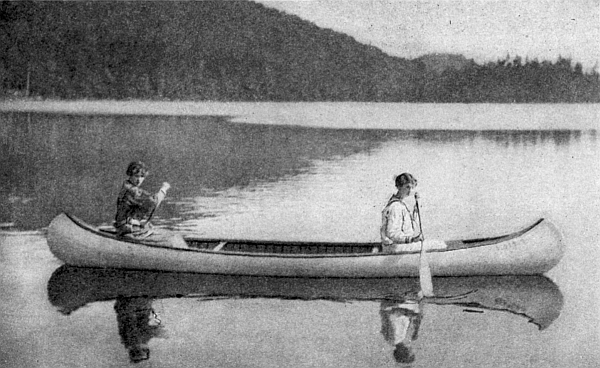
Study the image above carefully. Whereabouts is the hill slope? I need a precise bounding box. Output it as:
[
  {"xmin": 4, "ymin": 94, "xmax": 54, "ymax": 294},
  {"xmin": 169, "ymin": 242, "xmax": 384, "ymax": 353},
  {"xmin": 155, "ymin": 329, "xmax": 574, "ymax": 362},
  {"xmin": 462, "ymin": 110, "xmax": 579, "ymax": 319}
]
[
  {"xmin": 1, "ymin": 1, "xmax": 597, "ymax": 102},
  {"xmin": 416, "ymin": 53, "xmax": 474, "ymax": 75},
  {"xmin": 0, "ymin": 1, "xmax": 422, "ymax": 101}
]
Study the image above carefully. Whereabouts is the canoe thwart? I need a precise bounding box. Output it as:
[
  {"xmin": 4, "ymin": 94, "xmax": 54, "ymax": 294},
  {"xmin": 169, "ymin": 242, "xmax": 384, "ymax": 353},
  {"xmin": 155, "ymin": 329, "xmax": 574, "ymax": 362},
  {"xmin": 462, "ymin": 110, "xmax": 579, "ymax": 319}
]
[{"xmin": 212, "ymin": 242, "xmax": 227, "ymax": 252}]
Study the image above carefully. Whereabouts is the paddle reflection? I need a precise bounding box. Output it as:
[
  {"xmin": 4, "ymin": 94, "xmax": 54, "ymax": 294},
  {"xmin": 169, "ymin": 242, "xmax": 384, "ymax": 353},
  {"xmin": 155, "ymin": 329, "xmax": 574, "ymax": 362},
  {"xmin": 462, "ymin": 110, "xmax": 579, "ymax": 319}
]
[{"xmin": 47, "ymin": 266, "xmax": 563, "ymax": 364}]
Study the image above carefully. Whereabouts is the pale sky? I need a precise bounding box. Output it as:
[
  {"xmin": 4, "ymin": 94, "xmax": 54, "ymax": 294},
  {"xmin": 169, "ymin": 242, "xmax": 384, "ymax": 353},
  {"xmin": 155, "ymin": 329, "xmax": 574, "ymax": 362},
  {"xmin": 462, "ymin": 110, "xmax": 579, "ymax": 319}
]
[{"xmin": 256, "ymin": 0, "xmax": 600, "ymax": 70}]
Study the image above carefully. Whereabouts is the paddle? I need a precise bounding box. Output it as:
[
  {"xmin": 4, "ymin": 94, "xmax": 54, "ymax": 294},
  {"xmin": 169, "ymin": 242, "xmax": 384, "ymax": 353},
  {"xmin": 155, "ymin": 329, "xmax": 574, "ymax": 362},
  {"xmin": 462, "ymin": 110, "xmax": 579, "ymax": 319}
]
[
  {"xmin": 144, "ymin": 205, "xmax": 158, "ymax": 226},
  {"xmin": 143, "ymin": 182, "xmax": 170, "ymax": 226},
  {"xmin": 414, "ymin": 193, "xmax": 434, "ymax": 298}
]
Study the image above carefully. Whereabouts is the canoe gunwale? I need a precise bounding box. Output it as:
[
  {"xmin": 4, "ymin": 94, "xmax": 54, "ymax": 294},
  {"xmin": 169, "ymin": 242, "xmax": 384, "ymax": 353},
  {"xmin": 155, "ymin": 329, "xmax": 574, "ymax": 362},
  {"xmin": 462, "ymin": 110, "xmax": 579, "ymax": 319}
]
[{"xmin": 63, "ymin": 213, "xmax": 545, "ymax": 259}]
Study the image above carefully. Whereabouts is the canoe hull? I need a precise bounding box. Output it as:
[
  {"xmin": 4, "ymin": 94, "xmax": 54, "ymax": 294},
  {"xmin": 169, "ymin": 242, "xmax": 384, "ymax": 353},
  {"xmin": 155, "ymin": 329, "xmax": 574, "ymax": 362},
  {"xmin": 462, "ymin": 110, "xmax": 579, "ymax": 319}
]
[{"xmin": 47, "ymin": 213, "xmax": 564, "ymax": 277}]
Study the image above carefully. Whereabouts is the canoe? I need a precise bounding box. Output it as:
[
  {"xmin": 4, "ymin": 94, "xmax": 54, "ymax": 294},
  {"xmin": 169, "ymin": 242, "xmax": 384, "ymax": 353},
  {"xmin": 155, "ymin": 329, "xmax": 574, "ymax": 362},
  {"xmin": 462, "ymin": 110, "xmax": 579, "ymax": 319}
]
[
  {"xmin": 47, "ymin": 265, "xmax": 563, "ymax": 330},
  {"xmin": 46, "ymin": 213, "xmax": 564, "ymax": 277}
]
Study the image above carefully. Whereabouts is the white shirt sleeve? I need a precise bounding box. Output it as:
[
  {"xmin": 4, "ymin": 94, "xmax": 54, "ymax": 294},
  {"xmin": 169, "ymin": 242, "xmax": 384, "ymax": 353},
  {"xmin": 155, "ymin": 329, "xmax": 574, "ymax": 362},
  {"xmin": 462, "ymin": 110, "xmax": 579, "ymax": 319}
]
[{"xmin": 381, "ymin": 202, "xmax": 415, "ymax": 244}]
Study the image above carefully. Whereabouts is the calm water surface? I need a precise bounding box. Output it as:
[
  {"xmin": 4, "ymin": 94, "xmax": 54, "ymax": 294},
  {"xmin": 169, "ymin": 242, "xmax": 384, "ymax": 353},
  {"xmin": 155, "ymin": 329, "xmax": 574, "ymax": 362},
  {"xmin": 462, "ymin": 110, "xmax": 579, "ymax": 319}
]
[{"xmin": 0, "ymin": 103, "xmax": 598, "ymax": 367}]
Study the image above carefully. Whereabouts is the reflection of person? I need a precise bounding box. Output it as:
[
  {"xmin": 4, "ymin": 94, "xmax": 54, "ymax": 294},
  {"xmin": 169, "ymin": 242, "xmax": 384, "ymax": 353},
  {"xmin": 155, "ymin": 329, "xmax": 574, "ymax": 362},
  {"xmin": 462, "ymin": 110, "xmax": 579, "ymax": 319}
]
[
  {"xmin": 114, "ymin": 296, "xmax": 164, "ymax": 363},
  {"xmin": 380, "ymin": 173, "xmax": 423, "ymax": 252},
  {"xmin": 380, "ymin": 296, "xmax": 423, "ymax": 364},
  {"xmin": 114, "ymin": 161, "xmax": 186, "ymax": 248}
]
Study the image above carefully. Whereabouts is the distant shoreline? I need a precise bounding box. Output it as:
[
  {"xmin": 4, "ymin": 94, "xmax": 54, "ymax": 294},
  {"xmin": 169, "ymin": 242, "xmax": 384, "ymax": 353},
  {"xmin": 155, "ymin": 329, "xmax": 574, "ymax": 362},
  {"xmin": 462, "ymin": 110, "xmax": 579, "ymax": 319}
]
[
  {"xmin": 1, "ymin": 98, "xmax": 598, "ymax": 116},
  {"xmin": 1, "ymin": 99, "xmax": 597, "ymax": 131},
  {"xmin": 0, "ymin": 98, "xmax": 233, "ymax": 116}
]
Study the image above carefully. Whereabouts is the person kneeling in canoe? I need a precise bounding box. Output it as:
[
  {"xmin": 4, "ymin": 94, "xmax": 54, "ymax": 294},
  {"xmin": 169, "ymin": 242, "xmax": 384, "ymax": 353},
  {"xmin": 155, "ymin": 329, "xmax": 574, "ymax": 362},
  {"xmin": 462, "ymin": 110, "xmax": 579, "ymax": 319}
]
[
  {"xmin": 114, "ymin": 161, "xmax": 187, "ymax": 248},
  {"xmin": 380, "ymin": 173, "xmax": 445, "ymax": 252}
]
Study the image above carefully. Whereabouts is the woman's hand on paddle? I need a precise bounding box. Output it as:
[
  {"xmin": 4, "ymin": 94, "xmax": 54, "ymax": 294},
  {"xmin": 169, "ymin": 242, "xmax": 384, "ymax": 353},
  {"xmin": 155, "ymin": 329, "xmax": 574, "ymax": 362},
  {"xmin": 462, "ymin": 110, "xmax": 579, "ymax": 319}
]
[
  {"xmin": 413, "ymin": 192, "xmax": 421, "ymax": 217},
  {"xmin": 412, "ymin": 233, "xmax": 424, "ymax": 243},
  {"xmin": 161, "ymin": 182, "xmax": 171, "ymax": 192}
]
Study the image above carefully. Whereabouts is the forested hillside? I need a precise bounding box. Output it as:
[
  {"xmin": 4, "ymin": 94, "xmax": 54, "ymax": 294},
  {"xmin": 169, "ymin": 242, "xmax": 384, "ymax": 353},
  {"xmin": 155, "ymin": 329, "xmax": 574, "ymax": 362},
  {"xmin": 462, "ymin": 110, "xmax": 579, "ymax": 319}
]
[
  {"xmin": 419, "ymin": 55, "xmax": 599, "ymax": 103},
  {"xmin": 1, "ymin": 1, "xmax": 598, "ymax": 102}
]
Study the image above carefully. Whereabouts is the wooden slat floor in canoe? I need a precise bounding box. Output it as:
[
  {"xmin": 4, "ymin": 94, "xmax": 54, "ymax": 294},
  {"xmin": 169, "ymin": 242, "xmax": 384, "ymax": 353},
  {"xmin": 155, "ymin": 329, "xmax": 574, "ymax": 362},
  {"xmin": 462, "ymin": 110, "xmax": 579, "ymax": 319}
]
[{"xmin": 94, "ymin": 214, "xmax": 542, "ymax": 255}]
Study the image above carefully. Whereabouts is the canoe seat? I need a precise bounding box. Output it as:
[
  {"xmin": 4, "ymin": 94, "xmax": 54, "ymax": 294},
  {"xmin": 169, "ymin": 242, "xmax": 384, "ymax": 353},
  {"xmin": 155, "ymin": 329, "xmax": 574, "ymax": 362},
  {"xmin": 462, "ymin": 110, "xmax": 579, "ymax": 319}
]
[{"xmin": 212, "ymin": 242, "xmax": 227, "ymax": 252}]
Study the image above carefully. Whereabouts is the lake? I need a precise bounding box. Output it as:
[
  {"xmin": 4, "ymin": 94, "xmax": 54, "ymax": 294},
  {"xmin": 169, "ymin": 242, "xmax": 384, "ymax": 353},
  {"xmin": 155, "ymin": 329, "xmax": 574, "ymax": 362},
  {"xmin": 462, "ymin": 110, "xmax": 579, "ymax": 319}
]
[{"xmin": 0, "ymin": 102, "xmax": 598, "ymax": 367}]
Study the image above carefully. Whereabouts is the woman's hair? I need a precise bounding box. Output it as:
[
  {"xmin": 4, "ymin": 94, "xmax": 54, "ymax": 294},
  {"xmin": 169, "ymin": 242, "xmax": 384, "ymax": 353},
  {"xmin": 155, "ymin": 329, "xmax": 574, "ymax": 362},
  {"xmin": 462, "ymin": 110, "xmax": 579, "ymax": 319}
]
[
  {"xmin": 395, "ymin": 173, "xmax": 417, "ymax": 188},
  {"xmin": 126, "ymin": 161, "xmax": 148, "ymax": 177}
]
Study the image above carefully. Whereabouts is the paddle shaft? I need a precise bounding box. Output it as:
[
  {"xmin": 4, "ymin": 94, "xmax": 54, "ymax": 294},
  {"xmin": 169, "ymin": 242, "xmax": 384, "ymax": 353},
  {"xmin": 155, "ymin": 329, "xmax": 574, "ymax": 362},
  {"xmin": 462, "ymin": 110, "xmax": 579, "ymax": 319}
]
[
  {"xmin": 144, "ymin": 188, "xmax": 167, "ymax": 225},
  {"xmin": 144, "ymin": 206, "xmax": 157, "ymax": 225},
  {"xmin": 415, "ymin": 196, "xmax": 434, "ymax": 297},
  {"xmin": 415, "ymin": 198, "xmax": 424, "ymax": 237}
]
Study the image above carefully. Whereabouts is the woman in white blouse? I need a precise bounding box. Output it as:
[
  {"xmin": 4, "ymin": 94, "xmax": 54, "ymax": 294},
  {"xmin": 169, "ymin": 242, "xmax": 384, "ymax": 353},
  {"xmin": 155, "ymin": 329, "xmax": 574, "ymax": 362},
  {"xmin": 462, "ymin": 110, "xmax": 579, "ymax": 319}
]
[{"xmin": 380, "ymin": 172, "xmax": 424, "ymax": 252}]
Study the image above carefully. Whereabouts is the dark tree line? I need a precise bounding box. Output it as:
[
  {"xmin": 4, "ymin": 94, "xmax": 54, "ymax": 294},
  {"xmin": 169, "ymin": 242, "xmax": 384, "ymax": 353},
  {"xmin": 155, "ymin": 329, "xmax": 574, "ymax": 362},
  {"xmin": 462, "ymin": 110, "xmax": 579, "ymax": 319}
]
[
  {"xmin": 1, "ymin": 1, "xmax": 598, "ymax": 102},
  {"xmin": 417, "ymin": 55, "xmax": 599, "ymax": 103}
]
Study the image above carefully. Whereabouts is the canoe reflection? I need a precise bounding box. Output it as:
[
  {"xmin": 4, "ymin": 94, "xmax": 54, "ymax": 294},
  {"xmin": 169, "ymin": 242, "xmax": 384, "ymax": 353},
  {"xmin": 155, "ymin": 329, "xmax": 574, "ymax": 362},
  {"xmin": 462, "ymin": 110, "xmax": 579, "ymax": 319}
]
[{"xmin": 47, "ymin": 266, "xmax": 563, "ymax": 363}]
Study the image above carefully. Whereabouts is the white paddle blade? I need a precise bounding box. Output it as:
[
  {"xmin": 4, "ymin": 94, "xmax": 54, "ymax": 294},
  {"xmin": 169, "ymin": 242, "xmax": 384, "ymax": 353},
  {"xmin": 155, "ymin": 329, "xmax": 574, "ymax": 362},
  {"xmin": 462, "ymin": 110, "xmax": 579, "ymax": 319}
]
[{"xmin": 419, "ymin": 246, "xmax": 435, "ymax": 297}]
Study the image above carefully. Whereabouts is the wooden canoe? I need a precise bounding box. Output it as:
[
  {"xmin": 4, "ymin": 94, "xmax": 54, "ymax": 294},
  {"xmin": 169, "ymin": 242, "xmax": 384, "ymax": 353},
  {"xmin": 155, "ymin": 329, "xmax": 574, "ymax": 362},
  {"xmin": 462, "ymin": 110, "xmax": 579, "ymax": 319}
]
[
  {"xmin": 46, "ymin": 213, "xmax": 564, "ymax": 277},
  {"xmin": 47, "ymin": 265, "xmax": 563, "ymax": 330}
]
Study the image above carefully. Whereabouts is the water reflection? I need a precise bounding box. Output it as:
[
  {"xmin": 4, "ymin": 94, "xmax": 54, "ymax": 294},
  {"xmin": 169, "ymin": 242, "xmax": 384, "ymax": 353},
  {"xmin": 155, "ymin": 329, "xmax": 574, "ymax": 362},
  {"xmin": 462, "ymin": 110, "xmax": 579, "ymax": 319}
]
[
  {"xmin": 114, "ymin": 296, "xmax": 166, "ymax": 363},
  {"xmin": 1, "ymin": 112, "xmax": 390, "ymax": 229},
  {"xmin": 400, "ymin": 129, "xmax": 587, "ymax": 147},
  {"xmin": 380, "ymin": 298, "xmax": 422, "ymax": 364},
  {"xmin": 478, "ymin": 129, "xmax": 584, "ymax": 147},
  {"xmin": 1, "ymin": 111, "xmax": 590, "ymax": 230},
  {"xmin": 47, "ymin": 266, "xmax": 563, "ymax": 364}
]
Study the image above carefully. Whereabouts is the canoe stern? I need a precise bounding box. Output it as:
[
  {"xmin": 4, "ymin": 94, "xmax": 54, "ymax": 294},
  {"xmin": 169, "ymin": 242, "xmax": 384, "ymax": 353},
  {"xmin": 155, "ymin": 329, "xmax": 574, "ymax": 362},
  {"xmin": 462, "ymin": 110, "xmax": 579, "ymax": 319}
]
[{"xmin": 429, "ymin": 218, "xmax": 565, "ymax": 276}]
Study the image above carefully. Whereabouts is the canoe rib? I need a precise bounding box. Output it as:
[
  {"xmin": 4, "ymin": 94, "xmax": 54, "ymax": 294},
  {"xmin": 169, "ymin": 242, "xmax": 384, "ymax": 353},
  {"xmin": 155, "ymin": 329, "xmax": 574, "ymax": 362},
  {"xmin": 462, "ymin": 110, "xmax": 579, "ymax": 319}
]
[{"xmin": 47, "ymin": 213, "xmax": 564, "ymax": 277}]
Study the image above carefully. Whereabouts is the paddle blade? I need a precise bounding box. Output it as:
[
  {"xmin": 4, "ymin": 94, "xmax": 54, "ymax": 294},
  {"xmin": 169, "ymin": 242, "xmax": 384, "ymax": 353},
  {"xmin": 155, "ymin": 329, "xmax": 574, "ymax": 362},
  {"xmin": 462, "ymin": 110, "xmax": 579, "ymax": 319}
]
[{"xmin": 419, "ymin": 246, "xmax": 434, "ymax": 297}]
